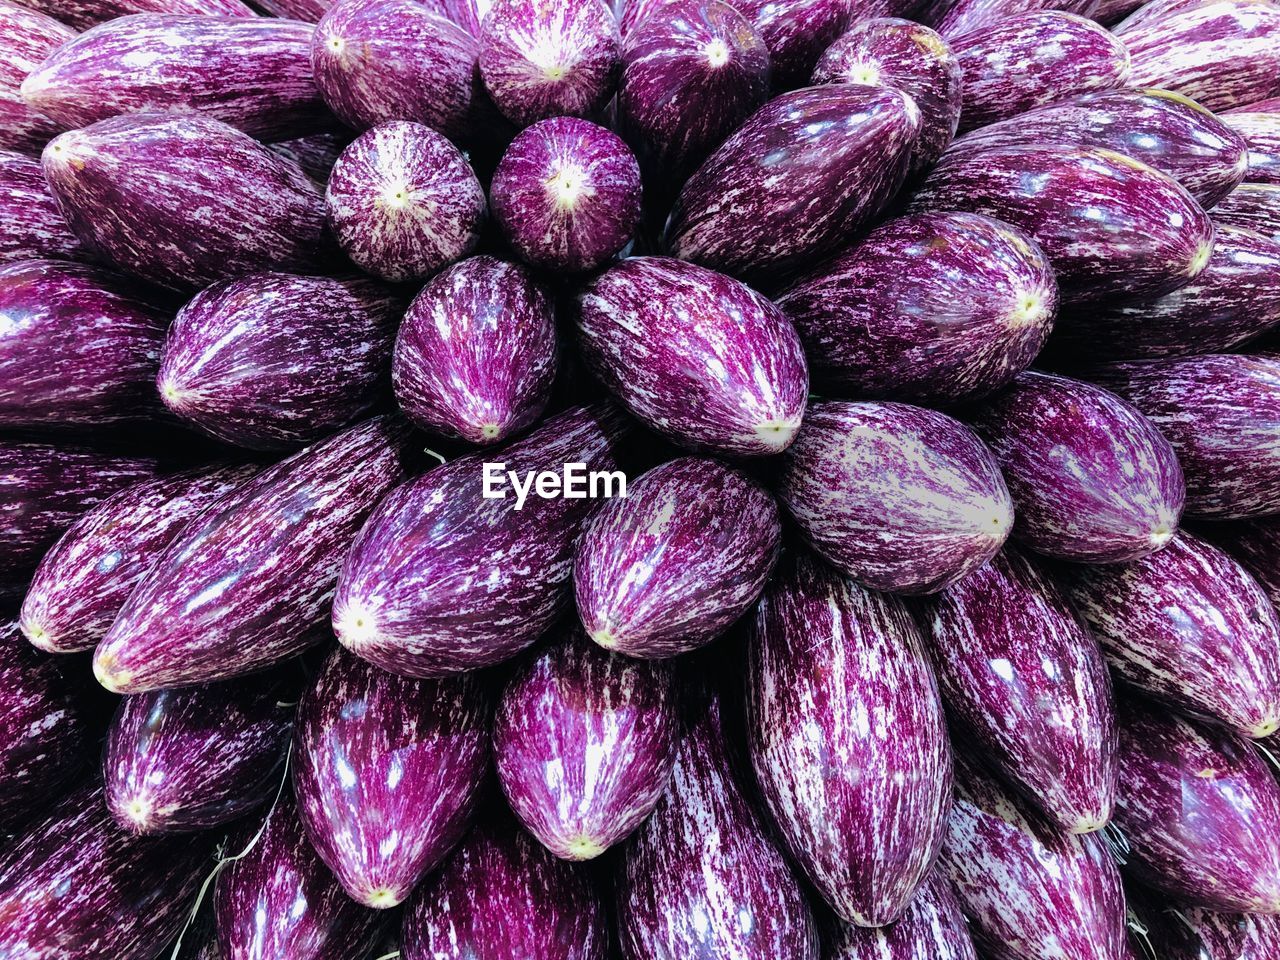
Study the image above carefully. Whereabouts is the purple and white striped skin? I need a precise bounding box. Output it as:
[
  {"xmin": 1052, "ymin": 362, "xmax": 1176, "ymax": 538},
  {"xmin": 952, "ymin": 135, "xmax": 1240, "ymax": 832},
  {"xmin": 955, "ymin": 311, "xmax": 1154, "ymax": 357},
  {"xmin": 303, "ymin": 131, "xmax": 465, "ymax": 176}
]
[
  {"xmin": 1213, "ymin": 181, "xmax": 1280, "ymax": 240},
  {"xmin": 920, "ymin": 0, "xmax": 1098, "ymax": 37},
  {"xmin": 573, "ymin": 457, "xmax": 781, "ymax": 658},
  {"xmin": 326, "ymin": 122, "xmax": 485, "ymax": 283},
  {"xmin": 665, "ymin": 83, "xmax": 921, "ymax": 284},
  {"xmin": 0, "ymin": 149, "xmax": 89, "ymax": 263},
  {"xmin": 478, "ymin": 0, "xmax": 620, "ymax": 127},
  {"xmin": 42, "ymin": 115, "xmax": 336, "ymax": 291},
  {"xmin": 92, "ymin": 417, "xmax": 412, "ymax": 694},
  {"xmin": 1113, "ymin": 698, "xmax": 1280, "ymax": 913},
  {"xmin": 913, "ymin": 544, "xmax": 1117, "ymax": 834},
  {"xmin": 938, "ymin": 753, "xmax": 1127, "ymax": 960},
  {"xmin": 392, "ymin": 256, "xmax": 556, "ymax": 444},
  {"xmin": 270, "ymin": 130, "xmax": 351, "ymax": 184},
  {"xmin": 0, "ymin": 1, "xmax": 74, "ymax": 155},
  {"xmin": 1222, "ymin": 516, "xmax": 1280, "ymax": 611},
  {"xmin": 1089, "ymin": 355, "xmax": 1280, "ymax": 520},
  {"xmin": 261, "ymin": 0, "xmax": 484, "ymax": 28},
  {"xmin": 10, "ymin": 0, "xmax": 252, "ymax": 29},
  {"xmin": 1223, "ymin": 97, "xmax": 1280, "ymax": 184},
  {"xmin": 910, "ymin": 145, "xmax": 1215, "ymax": 306},
  {"xmin": 967, "ymin": 371, "xmax": 1185, "ymax": 562},
  {"xmin": 777, "ymin": 212, "xmax": 1056, "ymax": 404},
  {"xmin": 747, "ymin": 552, "xmax": 952, "ymax": 926},
  {"xmin": 0, "ymin": 259, "xmax": 168, "ymax": 429},
  {"xmin": 1152, "ymin": 906, "xmax": 1280, "ymax": 959},
  {"xmin": 490, "ymin": 117, "xmax": 642, "ymax": 272},
  {"xmin": 616, "ymin": 684, "xmax": 821, "ymax": 960},
  {"xmin": 402, "ymin": 809, "xmax": 609, "ymax": 960},
  {"xmin": 293, "ymin": 647, "xmax": 490, "ymax": 908},
  {"xmin": 333, "ymin": 405, "xmax": 628, "ymax": 677},
  {"xmin": 1059, "ymin": 531, "xmax": 1280, "ymax": 739},
  {"xmin": 777, "ymin": 400, "xmax": 1013, "ymax": 595},
  {"xmin": 21, "ymin": 464, "xmax": 256, "ymax": 654},
  {"xmin": 824, "ymin": 873, "xmax": 979, "ymax": 960},
  {"xmin": 575, "ymin": 257, "xmax": 808, "ymax": 455},
  {"xmin": 493, "ymin": 629, "xmax": 679, "ymax": 859},
  {"xmin": 158, "ymin": 273, "xmax": 401, "ymax": 450}
]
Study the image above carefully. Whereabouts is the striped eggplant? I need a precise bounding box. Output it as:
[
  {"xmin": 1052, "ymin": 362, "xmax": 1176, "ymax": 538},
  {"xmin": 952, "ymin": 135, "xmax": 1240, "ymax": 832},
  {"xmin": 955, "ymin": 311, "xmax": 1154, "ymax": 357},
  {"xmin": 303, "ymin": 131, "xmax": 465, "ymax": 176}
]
[
  {"xmin": 824, "ymin": 873, "xmax": 978, "ymax": 960},
  {"xmin": 1213, "ymin": 181, "xmax": 1280, "ymax": 240},
  {"xmin": 0, "ymin": 259, "xmax": 168, "ymax": 429},
  {"xmin": 92, "ymin": 417, "xmax": 412, "ymax": 693},
  {"xmin": 950, "ymin": 12, "xmax": 1129, "ymax": 133},
  {"xmin": 616, "ymin": 684, "xmax": 821, "ymax": 959},
  {"xmin": 105, "ymin": 674, "xmax": 293, "ymax": 834},
  {"xmin": 920, "ymin": 0, "xmax": 1100, "ymax": 37},
  {"xmin": 575, "ymin": 256, "xmax": 808, "ymax": 455},
  {"xmin": 402, "ymin": 808, "xmax": 609, "ymax": 960},
  {"xmin": 293, "ymin": 646, "xmax": 490, "ymax": 908},
  {"xmin": 1223, "ymin": 516, "xmax": 1280, "ymax": 611},
  {"xmin": 777, "ymin": 211, "xmax": 1056, "ymax": 404},
  {"xmin": 21, "ymin": 464, "xmax": 256, "ymax": 654},
  {"xmin": 665, "ymin": 83, "xmax": 920, "ymax": 283},
  {"xmin": 1149, "ymin": 905, "xmax": 1280, "ymax": 959},
  {"xmin": 913, "ymin": 544, "xmax": 1117, "ymax": 833},
  {"xmin": 778, "ymin": 400, "xmax": 1013, "ymax": 594},
  {"xmin": 391, "ymin": 255, "xmax": 556, "ymax": 444},
  {"xmin": 1059, "ymin": 531, "xmax": 1280, "ymax": 738},
  {"xmin": 747, "ymin": 552, "xmax": 952, "ymax": 926},
  {"xmin": 333, "ymin": 405, "xmax": 628, "ymax": 677},
  {"xmin": 967, "ymin": 371, "xmax": 1185, "ymax": 562},
  {"xmin": 1, "ymin": 0, "xmax": 74, "ymax": 155},
  {"xmin": 497, "ymin": 634, "xmax": 675, "ymax": 861},
  {"xmin": 1089, "ymin": 355, "xmax": 1280, "ymax": 520},
  {"xmin": 0, "ymin": 149, "xmax": 89, "ymax": 263},
  {"xmin": 42, "ymin": 114, "xmax": 335, "ymax": 291},
  {"xmin": 10, "ymin": 0, "xmax": 253, "ymax": 28},
  {"xmin": 158, "ymin": 273, "xmax": 401, "ymax": 450},
  {"xmin": 939, "ymin": 753, "xmax": 1127, "ymax": 960},
  {"xmin": 811, "ymin": 18, "xmax": 962, "ymax": 174},
  {"xmin": 0, "ymin": 783, "xmax": 214, "ymax": 960},
  {"xmin": 574, "ymin": 457, "xmax": 781, "ymax": 658},
  {"xmin": 910, "ymin": 145, "xmax": 1215, "ymax": 305},
  {"xmin": 326, "ymin": 121, "xmax": 485, "ymax": 282},
  {"xmin": 21, "ymin": 15, "xmax": 331, "ymax": 143},
  {"xmin": 1224, "ymin": 97, "xmax": 1280, "ymax": 183},
  {"xmin": 263, "ymin": 0, "xmax": 484, "ymax": 27},
  {"xmin": 270, "ymin": 129, "xmax": 351, "ymax": 183},
  {"xmin": 215, "ymin": 792, "xmax": 387, "ymax": 960},
  {"xmin": 1113, "ymin": 698, "xmax": 1280, "ymax": 913},
  {"xmin": 1090, "ymin": 0, "xmax": 1141, "ymax": 22}
]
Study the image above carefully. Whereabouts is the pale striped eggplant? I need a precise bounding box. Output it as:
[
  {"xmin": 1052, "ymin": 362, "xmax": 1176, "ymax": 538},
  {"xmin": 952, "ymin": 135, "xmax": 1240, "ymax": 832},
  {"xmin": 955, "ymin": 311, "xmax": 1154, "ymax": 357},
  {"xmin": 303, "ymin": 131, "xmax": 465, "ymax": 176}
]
[
  {"xmin": 0, "ymin": 149, "xmax": 89, "ymax": 263},
  {"xmin": 1, "ymin": 0, "xmax": 73, "ymax": 154},
  {"xmin": 1151, "ymin": 905, "xmax": 1280, "ymax": 959},
  {"xmin": 921, "ymin": 0, "xmax": 1100, "ymax": 37},
  {"xmin": 269, "ymin": 129, "xmax": 351, "ymax": 183},
  {"xmin": 264, "ymin": 0, "xmax": 483, "ymax": 27},
  {"xmin": 10, "ymin": 0, "xmax": 252, "ymax": 29},
  {"xmin": 1224, "ymin": 96, "xmax": 1280, "ymax": 184},
  {"xmin": 1213, "ymin": 181, "xmax": 1280, "ymax": 240},
  {"xmin": 1222, "ymin": 516, "xmax": 1280, "ymax": 610},
  {"xmin": 823, "ymin": 873, "xmax": 978, "ymax": 960}
]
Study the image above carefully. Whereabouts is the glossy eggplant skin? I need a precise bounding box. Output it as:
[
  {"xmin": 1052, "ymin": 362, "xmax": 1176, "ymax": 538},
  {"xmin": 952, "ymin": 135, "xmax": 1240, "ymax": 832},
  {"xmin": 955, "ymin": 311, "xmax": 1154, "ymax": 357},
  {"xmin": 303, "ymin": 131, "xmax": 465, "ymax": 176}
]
[
  {"xmin": 269, "ymin": 129, "xmax": 351, "ymax": 182},
  {"xmin": 1147, "ymin": 904, "xmax": 1280, "ymax": 960},
  {"xmin": 1222, "ymin": 515, "xmax": 1280, "ymax": 612},
  {"xmin": 1213, "ymin": 181, "xmax": 1280, "ymax": 240},
  {"xmin": 0, "ymin": 0, "xmax": 76, "ymax": 155},
  {"xmin": 0, "ymin": 149, "xmax": 90, "ymax": 264},
  {"xmin": 1224, "ymin": 97, "xmax": 1280, "ymax": 184},
  {"xmin": 11, "ymin": 0, "xmax": 253, "ymax": 30},
  {"xmin": 824, "ymin": 873, "xmax": 979, "ymax": 960}
]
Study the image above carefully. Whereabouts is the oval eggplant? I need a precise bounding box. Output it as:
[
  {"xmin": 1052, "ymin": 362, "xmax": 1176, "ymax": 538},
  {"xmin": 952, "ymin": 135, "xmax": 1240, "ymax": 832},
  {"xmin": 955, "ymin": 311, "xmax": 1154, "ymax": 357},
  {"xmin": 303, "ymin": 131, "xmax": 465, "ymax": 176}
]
[
  {"xmin": 270, "ymin": 129, "xmax": 351, "ymax": 183},
  {"xmin": 333, "ymin": 404, "xmax": 628, "ymax": 677},
  {"xmin": 1, "ymin": 1, "xmax": 75, "ymax": 155},
  {"xmin": 778, "ymin": 400, "xmax": 1013, "ymax": 595},
  {"xmin": 575, "ymin": 256, "xmax": 808, "ymax": 456},
  {"xmin": 1222, "ymin": 516, "xmax": 1280, "ymax": 611},
  {"xmin": 967, "ymin": 370, "xmax": 1185, "ymax": 562},
  {"xmin": 158, "ymin": 273, "xmax": 401, "ymax": 450},
  {"xmin": 1223, "ymin": 97, "xmax": 1280, "ymax": 184},
  {"xmin": 0, "ymin": 149, "xmax": 89, "ymax": 263},
  {"xmin": 825, "ymin": 873, "xmax": 978, "ymax": 960},
  {"xmin": 92, "ymin": 417, "xmax": 412, "ymax": 693},
  {"xmin": 776, "ymin": 211, "xmax": 1056, "ymax": 404},
  {"xmin": 42, "ymin": 114, "xmax": 334, "ymax": 291},
  {"xmin": 731, "ymin": 0, "xmax": 908, "ymax": 85},
  {"xmin": 494, "ymin": 629, "xmax": 679, "ymax": 859},
  {"xmin": 293, "ymin": 647, "xmax": 490, "ymax": 908},
  {"xmin": 922, "ymin": 0, "xmax": 1100, "ymax": 38},
  {"xmin": 326, "ymin": 121, "xmax": 485, "ymax": 282},
  {"xmin": 1213, "ymin": 181, "xmax": 1280, "ymax": 240},
  {"xmin": 11, "ymin": 0, "xmax": 253, "ymax": 29}
]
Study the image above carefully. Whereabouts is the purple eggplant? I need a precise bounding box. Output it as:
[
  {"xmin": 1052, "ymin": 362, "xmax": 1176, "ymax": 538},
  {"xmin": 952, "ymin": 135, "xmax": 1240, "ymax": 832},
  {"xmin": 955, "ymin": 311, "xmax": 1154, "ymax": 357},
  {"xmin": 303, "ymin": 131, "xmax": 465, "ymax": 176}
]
[
  {"xmin": 575, "ymin": 256, "xmax": 808, "ymax": 456},
  {"xmin": 269, "ymin": 129, "xmax": 351, "ymax": 183},
  {"xmin": 1, "ymin": 1, "xmax": 75, "ymax": 155},
  {"xmin": 777, "ymin": 211, "xmax": 1056, "ymax": 404},
  {"xmin": 824, "ymin": 873, "xmax": 978, "ymax": 960},
  {"xmin": 333, "ymin": 404, "xmax": 628, "ymax": 677},
  {"xmin": 490, "ymin": 116, "xmax": 642, "ymax": 272},
  {"xmin": 293, "ymin": 647, "xmax": 489, "ymax": 908},
  {"xmin": 158, "ymin": 273, "xmax": 401, "ymax": 450},
  {"xmin": 1147, "ymin": 904, "xmax": 1280, "ymax": 959},
  {"xmin": 326, "ymin": 121, "xmax": 485, "ymax": 282},
  {"xmin": 494, "ymin": 629, "xmax": 679, "ymax": 859},
  {"xmin": 21, "ymin": 14, "xmax": 331, "ymax": 143},
  {"xmin": 665, "ymin": 83, "xmax": 920, "ymax": 283},
  {"xmin": 12, "ymin": 0, "xmax": 253, "ymax": 29},
  {"xmin": 1223, "ymin": 516, "xmax": 1280, "ymax": 611},
  {"xmin": 0, "ymin": 148, "xmax": 89, "ymax": 263},
  {"xmin": 778, "ymin": 400, "xmax": 1013, "ymax": 594},
  {"xmin": 1213, "ymin": 181, "xmax": 1280, "ymax": 240},
  {"xmin": 402, "ymin": 809, "xmax": 609, "ymax": 960},
  {"xmin": 747, "ymin": 552, "xmax": 952, "ymax": 926},
  {"xmin": 1090, "ymin": 0, "xmax": 1142, "ymax": 22},
  {"xmin": 967, "ymin": 370, "xmax": 1185, "ymax": 562},
  {"xmin": 92, "ymin": 417, "xmax": 412, "ymax": 693},
  {"xmin": 42, "ymin": 114, "xmax": 334, "ymax": 291},
  {"xmin": 921, "ymin": 0, "xmax": 1100, "ymax": 38},
  {"xmin": 1224, "ymin": 97, "xmax": 1280, "ymax": 184},
  {"xmin": 265, "ymin": 0, "xmax": 484, "ymax": 27}
]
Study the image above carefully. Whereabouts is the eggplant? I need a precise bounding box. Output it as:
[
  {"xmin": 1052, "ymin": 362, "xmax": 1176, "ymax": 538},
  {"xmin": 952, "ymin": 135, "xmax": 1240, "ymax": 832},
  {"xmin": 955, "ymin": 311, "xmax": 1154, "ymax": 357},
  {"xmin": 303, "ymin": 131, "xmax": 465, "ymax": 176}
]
[
  {"xmin": 776, "ymin": 211, "xmax": 1056, "ymax": 404},
  {"xmin": 11, "ymin": 0, "xmax": 253, "ymax": 29},
  {"xmin": 269, "ymin": 129, "xmax": 351, "ymax": 183},
  {"xmin": 92, "ymin": 417, "xmax": 412, "ymax": 693},
  {"xmin": 921, "ymin": 0, "xmax": 1100, "ymax": 37},
  {"xmin": 967, "ymin": 370, "xmax": 1185, "ymax": 562},
  {"xmin": 747, "ymin": 552, "xmax": 952, "ymax": 926},
  {"xmin": 778, "ymin": 400, "xmax": 1013, "ymax": 594},
  {"xmin": 1222, "ymin": 515, "xmax": 1280, "ymax": 611},
  {"xmin": 575, "ymin": 256, "xmax": 808, "ymax": 456},
  {"xmin": 1223, "ymin": 97, "xmax": 1280, "ymax": 184},
  {"xmin": 1147, "ymin": 905, "xmax": 1280, "ymax": 959},
  {"xmin": 0, "ymin": 148, "xmax": 89, "ymax": 263},
  {"xmin": 1, "ymin": 1, "xmax": 75, "ymax": 155},
  {"xmin": 158, "ymin": 273, "xmax": 401, "ymax": 450},
  {"xmin": 293, "ymin": 646, "xmax": 490, "ymax": 908},
  {"xmin": 326, "ymin": 121, "xmax": 485, "ymax": 282},
  {"xmin": 1090, "ymin": 0, "xmax": 1142, "ymax": 22},
  {"xmin": 1213, "ymin": 181, "xmax": 1280, "ymax": 240},
  {"xmin": 574, "ymin": 456, "xmax": 781, "ymax": 658},
  {"xmin": 824, "ymin": 873, "xmax": 978, "ymax": 960}
]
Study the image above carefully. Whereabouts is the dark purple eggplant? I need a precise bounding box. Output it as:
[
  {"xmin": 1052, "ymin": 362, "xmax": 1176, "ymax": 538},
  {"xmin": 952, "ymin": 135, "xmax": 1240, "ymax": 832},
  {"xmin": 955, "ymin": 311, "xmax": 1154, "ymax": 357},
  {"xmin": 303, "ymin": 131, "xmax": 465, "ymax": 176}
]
[
  {"xmin": 1, "ymin": 0, "xmax": 75, "ymax": 154},
  {"xmin": 921, "ymin": 0, "xmax": 1100, "ymax": 37},
  {"xmin": 824, "ymin": 873, "xmax": 978, "ymax": 960},
  {"xmin": 0, "ymin": 149, "xmax": 89, "ymax": 263},
  {"xmin": 12, "ymin": 0, "xmax": 253, "ymax": 29},
  {"xmin": 1213, "ymin": 181, "xmax": 1280, "ymax": 240},
  {"xmin": 1224, "ymin": 96, "xmax": 1280, "ymax": 184},
  {"xmin": 1145, "ymin": 903, "xmax": 1280, "ymax": 959},
  {"xmin": 1222, "ymin": 515, "xmax": 1280, "ymax": 611},
  {"xmin": 269, "ymin": 129, "xmax": 352, "ymax": 183}
]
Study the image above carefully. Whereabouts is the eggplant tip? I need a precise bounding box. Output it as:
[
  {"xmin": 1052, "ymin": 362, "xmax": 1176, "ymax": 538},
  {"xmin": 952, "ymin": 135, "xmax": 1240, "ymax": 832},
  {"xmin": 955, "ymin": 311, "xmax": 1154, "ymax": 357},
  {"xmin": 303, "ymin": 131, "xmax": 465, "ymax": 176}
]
[
  {"xmin": 703, "ymin": 38, "xmax": 731, "ymax": 68},
  {"xmin": 564, "ymin": 834, "xmax": 606, "ymax": 860},
  {"xmin": 19, "ymin": 617, "xmax": 52, "ymax": 651},
  {"xmin": 588, "ymin": 626, "xmax": 617, "ymax": 650},
  {"xmin": 1249, "ymin": 716, "xmax": 1280, "ymax": 738},
  {"xmin": 334, "ymin": 601, "xmax": 380, "ymax": 650},
  {"xmin": 546, "ymin": 164, "xmax": 590, "ymax": 212},
  {"xmin": 1148, "ymin": 522, "xmax": 1174, "ymax": 550},
  {"xmin": 1068, "ymin": 814, "xmax": 1110, "ymax": 835},
  {"xmin": 753, "ymin": 417, "xmax": 801, "ymax": 451},
  {"xmin": 365, "ymin": 887, "xmax": 403, "ymax": 909},
  {"xmin": 93, "ymin": 653, "xmax": 131, "ymax": 693},
  {"xmin": 1188, "ymin": 239, "xmax": 1213, "ymax": 275}
]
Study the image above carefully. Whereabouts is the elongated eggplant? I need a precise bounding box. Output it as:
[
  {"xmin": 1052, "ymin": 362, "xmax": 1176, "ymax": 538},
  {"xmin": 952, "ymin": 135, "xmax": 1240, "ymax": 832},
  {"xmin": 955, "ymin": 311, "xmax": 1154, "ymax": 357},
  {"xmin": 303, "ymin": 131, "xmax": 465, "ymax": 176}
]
[
  {"xmin": 825, "ymin": 873, "xmax": 978, "ymax": 960},
  {"xmin": 1213, "ymin": 181, "xmax": 1280, "ymax": 239},
  {"xmin": 158, "ymin": 273, "xmax": 401, "ymax": 450},
  {"xmin": 1222, "ymin": 515, "xmax": 1280, "ymax": 611},
  {"xmin": 1, "ymin": 0, "xmax": 74, "ymax": 155},
  {"xmin": 270, "ymin": 129, "xmax": 351, "ymax": 183},
  {"xmin": 921, "ymin": 0, "xmax": 1100, "ymax": 37},
  {"xmin": 1223, "ymin": 97, "xmax": 1280, "ymax": 184},
  {"xmin": 778, "ymin": 400, "xmax": 1012, "ymax": 594},
  {"xmin": 0, "ymin": 149, "xmax": 89, "ymax": 263},
  {"xmin": 11, "ymin": 0, "xmax": 253, "ymax": 29},
  {"xmin": 1091, "ymin": 0, "xmax": 1142, "ymax": 22},
  {"xmin": 92, "ymin": 417, "xmax": 412, "ymax": 693},
  {"xmin": 1149, "ymin": 904, "xmax": 1280, "ymax": 959},
  {"xmin": 967, "ymin": 370, "xmax": 1185, "ymax": 562}
]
